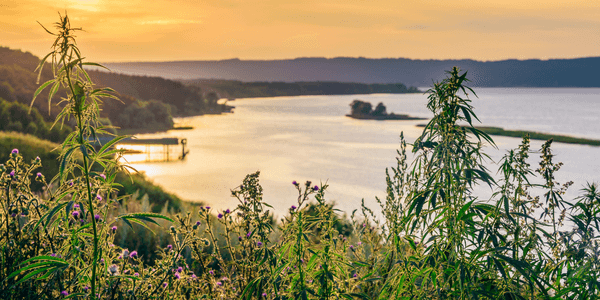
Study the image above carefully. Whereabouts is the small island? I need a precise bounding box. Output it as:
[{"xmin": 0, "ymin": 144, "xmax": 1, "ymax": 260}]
[{"xmin": 346, "ymin": 100, "xmax": 426, "ymax": 120}]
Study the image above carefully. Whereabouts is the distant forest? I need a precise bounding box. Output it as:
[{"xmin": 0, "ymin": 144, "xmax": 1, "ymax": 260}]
[{"xmin": 182, "ymin": 79, "xmax": 420, "ymax": 99}]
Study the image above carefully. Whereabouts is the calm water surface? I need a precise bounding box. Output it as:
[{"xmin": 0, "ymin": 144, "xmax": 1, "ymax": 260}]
[{"xmin": 124, "ymin": 88, "xmax": 600, "ymax": 217}]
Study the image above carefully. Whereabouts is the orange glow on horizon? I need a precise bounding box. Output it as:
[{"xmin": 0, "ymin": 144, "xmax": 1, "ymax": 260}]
[{"xmin": 2, "ymin": 0, "xmax": 599, "ymax": 62}]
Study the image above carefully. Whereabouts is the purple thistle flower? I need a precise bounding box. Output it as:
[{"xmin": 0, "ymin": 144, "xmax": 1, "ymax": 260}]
[
  {"xmin": 36, "ymin": 172, "xmax": 42, "ymax": 178},
  {"xmin": 349, "ymin": 245, "xmax": 355, "ymax": 251},
  {"xmin": 218, "ymin": 213, "xmax": 223, "ymax": 219},
  {"xmin": 205, "ymin": 206, "xmax": 210, "ymax": 210},
  {"xmin": 313, "ymin": 185, "xmax": 319, "ymax": 191},
  {"xmin": 174, "ymin": 273, "xmax": 180, "ymax": 279},
  {"xmin": 195, "ymin": 221, "xmax": 201, "ymax": 226},
  {"xmin": 353, "ymin": 273, "xmax": 358, "ymax": 278},
  {"xmin": 74, "ymin": 204, "xmax": 80, "ymax": 209},
  {"xmin": 177, "ymin": 266, "xmax": 183, "ymax": 273},
  {"xmin": 191, "ymin": 274, "xmax": 197, "ymax": 279},
  {"xmin": 292, "ymin": 180, "xmax": 298, "ymax": 185},
  {"xmin": 257, "ymin": 241, "xmax": 263, "ymax": 247},
  {"xmin": 167, "ymin": 244, "xmax": 172, "ymax": 250},
  {"xmin": 35, "ymin": 156, "xmax": 40, "ymax": 162},
  {"xmin": 246, "ymin": 231, "xmax": 252, "ymax": 238},
  {"xmin": 61, "ymin": 290, "xmax": 68, "ymax": 296},
  {"xmin": 111, "ymin": 226, "xmax": 117, "ymax": 233},
  {"xmin": 262, "ymin": 293, "xmax": 267, "ymax": 297},
  {"xmin": 129, "ymin": 251, "xmax": 138, "ymax": 258},
  {"xmin": 11, "ymin": 149, "xmax": 18, "ymax": 155},
  {"xmin": 94, "ymin": 214, "xmax": 101, "ymax": 221},
  {"xmin": 209, "ymin": 270, "xmax": 214, "ymax": 275},
  {"xmin": 71, "ymin": 211, "xmax": 79, "ymax": 218},
  {"xmin": 225, "ymin": 209, "xmax": 230, "ymax": 214},
  {"xmin": 291, "ymin": 205, "xmax": 297, "ymax": 210},
  {"xmin": 10, "ymin": 213, "xmax": 16, "ymax": 217},
  {"xmin": 134, "ymin": 272, "xmax": 139, "ymax": 276},
  {"xmin": 357, "ymin": 241, "xmax": 362, "ymax": 246},
  {"xmin": 9, "ymin": 170, "xmax": 15, "ymax": 177},
  {"xmin": 99, "ymin": 174, "xmax": 106, "ymax": 180},
  {"xmin": 50, "ymin": 253, "xmax": 56, "ymax": 257},
  {"xmin": 96, "ymin": 194, "xmax": 102, "ymax": 201},
  {"xmin": 222, "ymin": 277, "xmax": 229, "ymax": 281},
  {"xmin": 84, "ymin": 286, "xmax": 89, "ymax": 291},
  {"xmin": 216, "ymin": 281, "xmax": 222, "ymax": 286},
  {"xmin": 162, "ymin": 282, "xmax": 168, "ymax": 288},
  {"xmin": 68, "ymin": 180, "xmax": 74, "ymax": 186}
]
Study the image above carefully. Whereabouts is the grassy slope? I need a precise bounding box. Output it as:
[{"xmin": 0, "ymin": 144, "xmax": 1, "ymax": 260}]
[{"xmin": 0, "ymin": 131, "xmax": 185, "ymax": 211}]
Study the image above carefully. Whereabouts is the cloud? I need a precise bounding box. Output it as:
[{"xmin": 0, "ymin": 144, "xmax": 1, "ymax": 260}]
[{"xmin": 138, "ymin": 19, "xmax": 201, "ymax": 25}]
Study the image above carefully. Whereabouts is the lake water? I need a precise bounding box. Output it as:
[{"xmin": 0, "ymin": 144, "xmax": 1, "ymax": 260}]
[{"xmin": 122, "ymin": 88, "xmax": 600, "ymax": 218}]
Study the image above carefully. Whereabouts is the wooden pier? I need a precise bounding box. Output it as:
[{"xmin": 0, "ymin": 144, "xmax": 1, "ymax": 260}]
[{"xmin": 95, "ymin": 137, "xmax": 189, "ymax": 162}]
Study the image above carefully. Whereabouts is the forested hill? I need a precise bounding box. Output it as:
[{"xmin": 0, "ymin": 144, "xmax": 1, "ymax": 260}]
[
  {"xmin": 102, "ymin": 56, "xmax": 600, "ymax": 87},
  {"xmin": 0, "ymin": 46, "xmax": 226, "ymax": 130},
  {"xmin": 182, "ymin": 79, "xmax": 420, "ymax": 99}
]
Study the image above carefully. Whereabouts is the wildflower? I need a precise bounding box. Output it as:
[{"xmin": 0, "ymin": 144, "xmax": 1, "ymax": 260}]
[
  {"xmin": 195, "ymin": 221, "xmax": 201, "ymax": 226},
  {"xmin": 246, "ymin": 231, "xmax": 252, "ymax": 238},
  {"xmin": 74, "ymin": 203, "xmax": 80, "ymax": 209},
  {"xmin": 35, "ymin": 156, "xmax": 40, "ymax": 163},
  {"xmin": 174, "ymin": 273, "xmax": 180, "ymax": 279},
  {"xmin": 10, "ymin": 213, "xmax": 16, "ymax": 217},
  {"xmin": 357, "ymin": 242, "xmax": 362, "ymax": 246},
  {"xmin": 177, "ymin": 266, "xmax": 183, "ymax": 273},
  {"xmin": 9, "ymin": 170, "xmax": 15, "ymax": 177},
  {"xmin": 50, "ymin": 253, "xmax": 56, "ymax": 257},
  {"xmin": 61, "ymin": 290, "xmax": 68, "ymax": 296},
  {"xmin": 36, "ymin": 172, "xmax": 42, "ymax": 178},
  {"xmin": 129, "ymin": 251, "xmax": 138, "ymax": 258},
  {"xmin": 167, "ymin": 244, "xmax": 172, "ymax": 250},
  {"xmin": 109, "ymin": 264, "xmax": 120, "ymax": 276},
  {"xmin": 262, "ymin": 293, "xmax": 267, "ymax": 297},
  {"xmin": 222, "ymin": 277, "xmax": 229, "ymax": 281},
  {"xmin": 96, "ymin": 194, "xmax": 102, "ymax": 201},
  {"xmin": 353, "ymin": 273, "xmax": 358, "ymax": 278},
  {"xmin": 292, "ymin": 180, "xmax": 298, "ymax": 186},
  {"xmin": 94, "ymin": 214, "xmax": 101, "ymax": 221},
  {"xmin": 162, "ymin": 282, "xmax": 168, "ymax": 288},
  {"xmin": 205, "ymin": 206, "xmax": 211, "ymax": 210},
  {"xmin": 84, "ymin": 286, "xmax": 89, "ymax": 291},
  {"xmin": 111, "ymin": 226, "xmax": 117, "ymax": 233},
  {"xmin": 218, "ymin": 213, "xmax": 223, "ymax": 219},
  {"xmin": 191, "ymin": 274, "xmax": 197, "ymax": 279},
  {"xmin": 216, "ymin": 281, "xmax": 222, "ymax": 286},
  {"xmin": 257, "ymin": 241, "xmax": 263, "ymax": 247},
  {"xmin": 238, "ymin": 236, "xmax": 242, "ymax": 241},
  {"xmin": 225, "ymin": 209, "xmax": 230, "ymax": 214},
  {"xmin": 209, "ymin": 270, "xmax": 214, "ymax": 275},
  {"xmin": 71, "ymin": 211, "xmax": 79, "ymax": 218},
  {"xmin": 291, "ymin": 205, "xmax": 297, "ymax": 210},
  {"xmin": 99, "ymin": 173, "xmax": 106, "ymax": 180},
  {"xmin": 134, "ymin": 272, "xmax": 139, "ymax": 276},
  {"xmin": 11, "ymin": 149, "xmax": 18, "ymax": 156},
  {"xmin": 349, "ymin": 245, "xmax": 355, "ymax": 251},
  {"xmin": 313, "ymin": 185, "xmax": 319, "ymax": 191},
  {"xmin": 68, "ymin": 180, "xmax": 74, "ymax": 186}
]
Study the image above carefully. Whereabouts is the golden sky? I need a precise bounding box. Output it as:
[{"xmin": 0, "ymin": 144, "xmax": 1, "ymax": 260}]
[{"xmin": 2, "ymin": 0, "xmax": 599, "ymax": 62}]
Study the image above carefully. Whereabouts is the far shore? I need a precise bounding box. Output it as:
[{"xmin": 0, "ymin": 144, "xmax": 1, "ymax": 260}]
[{"xmin": 416, "ymin": 124, "xmax": 600, "ymax": 146}]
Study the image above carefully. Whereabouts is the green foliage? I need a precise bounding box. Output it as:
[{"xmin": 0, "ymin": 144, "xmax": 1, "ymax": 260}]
[
  {"xmin": 2, "ymin": 14, "xmax": 600, "ymax": 300},
  {"xmin": 0, "ymin": 97, "xmax": 72, "ymax": 142}
]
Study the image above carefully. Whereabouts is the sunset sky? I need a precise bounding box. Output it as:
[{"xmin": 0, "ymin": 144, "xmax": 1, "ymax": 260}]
[{"xmin": 2, "ymin": 0, "xmax": 599, "ymax": 62}]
